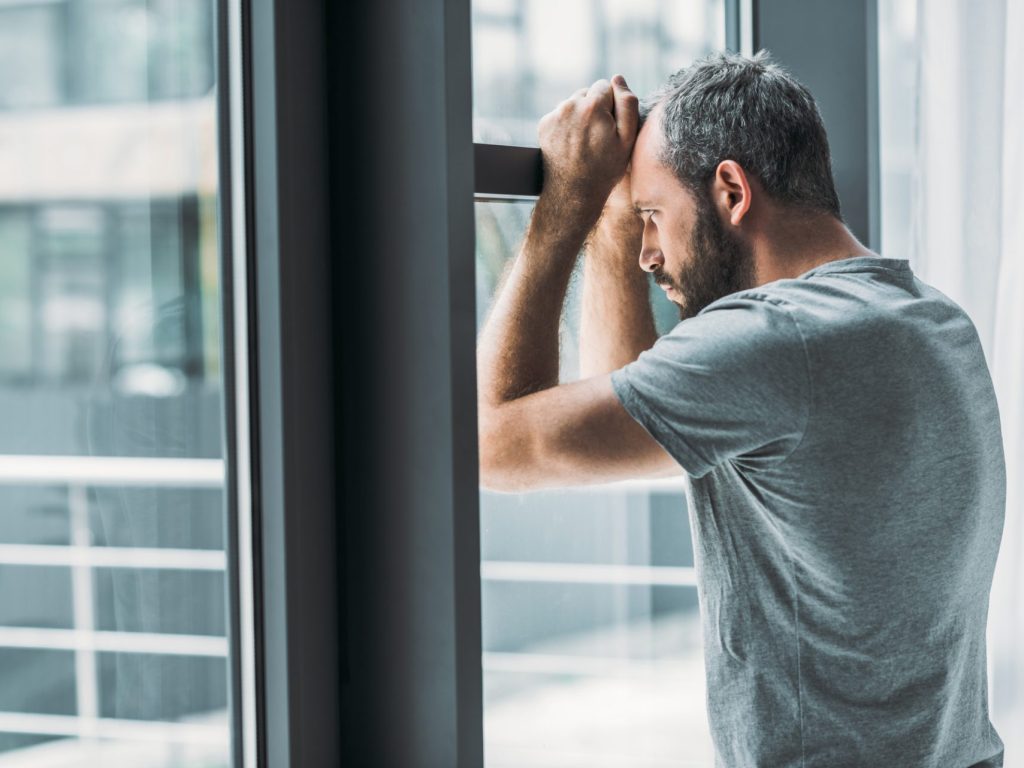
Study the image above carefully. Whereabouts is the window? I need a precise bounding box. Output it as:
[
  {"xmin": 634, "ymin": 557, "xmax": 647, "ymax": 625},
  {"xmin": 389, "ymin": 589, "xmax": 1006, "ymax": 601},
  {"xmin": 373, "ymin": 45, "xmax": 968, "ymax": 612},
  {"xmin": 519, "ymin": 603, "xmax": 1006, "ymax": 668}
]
[
  {"xmin": 0, "ymin": 1, "xmax": 236, "ymax": 764},
  {"xmin": 472, "ymin": 2, "xmax": 725, "ymax": 764}
]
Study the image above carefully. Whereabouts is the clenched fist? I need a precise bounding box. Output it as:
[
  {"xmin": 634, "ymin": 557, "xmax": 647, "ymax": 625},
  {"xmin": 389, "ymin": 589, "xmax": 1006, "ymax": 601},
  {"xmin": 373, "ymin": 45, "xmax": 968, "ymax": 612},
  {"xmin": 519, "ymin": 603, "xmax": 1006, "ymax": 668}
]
[{"xmin": 537, "ymin": 74, "xmax": 639, "ymax": 214}]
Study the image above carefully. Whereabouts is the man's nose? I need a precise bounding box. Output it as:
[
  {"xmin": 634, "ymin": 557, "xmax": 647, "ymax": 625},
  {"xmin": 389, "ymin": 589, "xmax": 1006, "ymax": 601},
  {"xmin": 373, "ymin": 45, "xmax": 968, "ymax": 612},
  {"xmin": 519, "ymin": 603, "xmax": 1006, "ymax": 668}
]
[
  {"xmin": 638, "ymin": 242, "xmax": 663, "ymax": 273},
  {"xmin": 638, "ymin": 218, "xmax": 663, "ymax": 272}
]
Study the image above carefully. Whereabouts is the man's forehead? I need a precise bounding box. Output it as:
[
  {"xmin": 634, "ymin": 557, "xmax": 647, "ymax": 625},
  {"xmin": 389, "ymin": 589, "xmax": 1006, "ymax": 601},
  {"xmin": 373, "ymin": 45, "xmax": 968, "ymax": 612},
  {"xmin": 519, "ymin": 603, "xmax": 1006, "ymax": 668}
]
[
  {"xmin": 633, "ymin": 104, "xmax": 664, "ymax": 158},
  {"xmin": 630, "ymin": 107, "xmax": 673, "ymax": 203},
  {"xmin": 631, "ymin": 111, "xmax": 669, "ymax": 187}
]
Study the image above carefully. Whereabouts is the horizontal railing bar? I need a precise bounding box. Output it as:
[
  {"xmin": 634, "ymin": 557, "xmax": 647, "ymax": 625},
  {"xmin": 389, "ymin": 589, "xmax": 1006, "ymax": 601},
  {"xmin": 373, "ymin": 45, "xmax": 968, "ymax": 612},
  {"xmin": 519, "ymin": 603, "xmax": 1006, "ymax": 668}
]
[
  {"xmin": 0, "ymin": 544, "xmax": 226, "ymax": 571},
  {"xmin": 487, "ymin": 747, "xmax": 706, "ymax": 768},
  {"xmin": 482, "ymin": 651, "xmax": 695, "ymax": 677},
  {"xmin": 0, "ymin": 711, "xmax": 226, "ymax": 743},
  {"xmin": 561, "ymin": 476, "xmax": 688, "ymax": 493},
  {"xmin": 0, "ymin": 627, "xmax": 228, "ymax": 657},
  {"xmin": 0, "ymin": 455, "xmax": 683, "ymax": 493},
  {"xmin": 2, "ymin": 552, "xmax": 692, "ymax": 583},
  {"xmin": 480, "ymin": 561, "xmax": 697, "ymax": 587},
  {"xmin": 480, "ymin": 476, "xmax": 687, "ymax": 494},
  {"xmin": 0, "ymin": 736, "xmax": 226, "ymax": 768},
  {"xmin": 0, "ymin": 455, "xmax": 224, "ymax": 488}
]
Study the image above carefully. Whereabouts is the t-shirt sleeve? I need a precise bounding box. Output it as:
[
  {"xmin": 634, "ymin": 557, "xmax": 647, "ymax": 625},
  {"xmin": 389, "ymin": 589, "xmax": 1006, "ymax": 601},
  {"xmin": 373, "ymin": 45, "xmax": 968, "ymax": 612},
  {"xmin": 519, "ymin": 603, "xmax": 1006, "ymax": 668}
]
[{"xmin": 609, "ymin": 294, "xmax": 811, "ymax": 478}]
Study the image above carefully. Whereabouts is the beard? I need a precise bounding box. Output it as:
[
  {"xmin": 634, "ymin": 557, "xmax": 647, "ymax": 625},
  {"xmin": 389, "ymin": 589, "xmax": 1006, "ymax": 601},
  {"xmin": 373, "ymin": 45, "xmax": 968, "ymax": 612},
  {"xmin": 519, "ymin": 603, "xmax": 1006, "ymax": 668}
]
[{"xmin": 654, "ymin": 193, "xmax": 756, "ymax": 321}]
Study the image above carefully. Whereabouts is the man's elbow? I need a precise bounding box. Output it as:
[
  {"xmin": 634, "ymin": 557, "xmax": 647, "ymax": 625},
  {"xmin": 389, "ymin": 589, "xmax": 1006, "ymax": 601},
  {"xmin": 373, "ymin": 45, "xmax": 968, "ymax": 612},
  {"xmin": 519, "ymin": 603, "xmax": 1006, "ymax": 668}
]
[
  {"xmin": 477, "ymin": 409, "xmax": 535, "ymax": 493},
  {"xmin": 477, "ymin": 434, "xmax": 523, "ymax": 494},
  {"xmin": 478, "ymin": 464, "xmax": 525, "ymax": 493}
]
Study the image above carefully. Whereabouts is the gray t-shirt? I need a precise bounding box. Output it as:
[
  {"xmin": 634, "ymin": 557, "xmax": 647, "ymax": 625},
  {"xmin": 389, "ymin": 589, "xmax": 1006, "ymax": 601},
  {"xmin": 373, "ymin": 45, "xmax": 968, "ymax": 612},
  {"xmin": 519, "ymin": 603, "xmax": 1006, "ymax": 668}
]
[{"xmin": 610, "ymin": 256, "xmax": 1006, "ymax": 768}]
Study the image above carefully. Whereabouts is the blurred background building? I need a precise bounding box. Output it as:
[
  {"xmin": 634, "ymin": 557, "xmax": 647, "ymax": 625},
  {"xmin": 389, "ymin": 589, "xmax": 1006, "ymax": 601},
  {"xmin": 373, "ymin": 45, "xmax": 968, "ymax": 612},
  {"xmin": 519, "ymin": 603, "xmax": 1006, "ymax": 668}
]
[{"xmin": 0, "ymin": 1, "xmax": 228, "ymax": 765}]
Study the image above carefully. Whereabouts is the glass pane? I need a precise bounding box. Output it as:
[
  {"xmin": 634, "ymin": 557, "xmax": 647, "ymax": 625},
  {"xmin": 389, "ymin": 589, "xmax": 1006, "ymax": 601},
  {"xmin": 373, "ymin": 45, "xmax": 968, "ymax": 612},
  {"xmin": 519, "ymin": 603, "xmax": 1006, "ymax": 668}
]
[
  {"xmin": 0, "ymin": 0, "xmax": 234, "ymax": 765},
  {"xmin": 472, "ymin": 0, "xmax": 726, "ymax": 145},
  {"xmin": 476, "ymin": 199, "xmax": 715, "ymax": 767},
  {"xmin": 877, "ymin": 0, "xmax": 917, "ymax": 261},
  {"xmin": 0, "ymin": 0, "xmax": 215, "ymax": 110},
  {"xmin": 474, "ymin": 3, "xmax": 726, "ymax": 762},
  {"xmin": 0, "ymin": 5, "xmax": 63, "ymax": 110}
]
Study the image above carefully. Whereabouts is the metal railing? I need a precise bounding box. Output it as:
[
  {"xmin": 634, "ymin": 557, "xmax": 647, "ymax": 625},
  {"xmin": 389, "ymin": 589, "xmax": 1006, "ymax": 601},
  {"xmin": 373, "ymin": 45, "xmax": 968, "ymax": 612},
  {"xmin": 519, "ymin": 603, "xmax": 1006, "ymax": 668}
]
[
  {"xmin": 0, "ymin": 454, "xmax": 227, "ymax": 749},
  {"xmin": 0, "ymin": 454, "xmax": 694, "ymax": 754}
]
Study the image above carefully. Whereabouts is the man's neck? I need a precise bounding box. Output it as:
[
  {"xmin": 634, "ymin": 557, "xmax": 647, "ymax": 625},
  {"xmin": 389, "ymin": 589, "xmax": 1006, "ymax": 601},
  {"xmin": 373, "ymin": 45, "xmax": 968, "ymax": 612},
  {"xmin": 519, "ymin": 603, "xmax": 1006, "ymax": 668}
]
[{"xmin": 751, "ymin": 212, "xmax": 876, "ymax": 287}]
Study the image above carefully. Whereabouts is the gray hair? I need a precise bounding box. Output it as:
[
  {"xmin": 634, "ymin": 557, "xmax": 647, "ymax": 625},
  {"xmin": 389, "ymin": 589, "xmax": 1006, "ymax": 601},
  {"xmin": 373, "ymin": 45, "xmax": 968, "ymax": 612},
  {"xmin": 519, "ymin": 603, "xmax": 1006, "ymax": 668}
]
[{"xmin": 639, "ymin": 50, "xmax": 842, "ymax": 218}]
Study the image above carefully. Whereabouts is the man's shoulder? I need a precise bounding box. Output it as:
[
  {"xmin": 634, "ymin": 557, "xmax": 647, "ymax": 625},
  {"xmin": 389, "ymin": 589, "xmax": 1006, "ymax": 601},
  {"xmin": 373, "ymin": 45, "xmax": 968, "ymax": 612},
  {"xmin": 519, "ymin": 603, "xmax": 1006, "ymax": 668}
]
[
  {"xmin": 691, "ymin": 284, "xmax": 810, "ymax": 340},
  {"xmin": 664, "ymin": 288, "xmax": 810, "ymax": 365},
  {"xmin": 698, "ymin": 266, "xmax": 946, "ymax": 339}
]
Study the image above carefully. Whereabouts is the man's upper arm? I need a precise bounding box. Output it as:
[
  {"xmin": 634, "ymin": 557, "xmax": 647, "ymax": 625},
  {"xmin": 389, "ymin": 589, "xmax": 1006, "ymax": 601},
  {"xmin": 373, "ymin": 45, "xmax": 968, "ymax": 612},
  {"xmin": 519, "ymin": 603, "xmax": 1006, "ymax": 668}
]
[{"xmin": 477, "ymin": 373, "xmax": 682, "ymax": 493}]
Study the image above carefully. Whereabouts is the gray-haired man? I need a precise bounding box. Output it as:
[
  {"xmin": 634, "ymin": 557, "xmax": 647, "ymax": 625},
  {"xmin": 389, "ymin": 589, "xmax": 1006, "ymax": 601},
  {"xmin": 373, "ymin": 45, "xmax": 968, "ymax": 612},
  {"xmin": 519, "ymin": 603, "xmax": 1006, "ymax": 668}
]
[{"xmin": 476, "ymin": 51, "xmax": 1005, "ymax": 767}]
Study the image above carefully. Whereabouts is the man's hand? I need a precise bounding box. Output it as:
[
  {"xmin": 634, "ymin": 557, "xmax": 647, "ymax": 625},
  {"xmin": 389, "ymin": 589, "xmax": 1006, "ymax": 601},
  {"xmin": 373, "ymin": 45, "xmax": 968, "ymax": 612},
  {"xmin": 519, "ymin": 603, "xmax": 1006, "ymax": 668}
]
[
  {"xmin": 476, "ymin": 72, "xmax": 642, "ymax": 411},
  {"xmin": 537, "ymin": 74, "xmax": 639, "ymax": 215}
]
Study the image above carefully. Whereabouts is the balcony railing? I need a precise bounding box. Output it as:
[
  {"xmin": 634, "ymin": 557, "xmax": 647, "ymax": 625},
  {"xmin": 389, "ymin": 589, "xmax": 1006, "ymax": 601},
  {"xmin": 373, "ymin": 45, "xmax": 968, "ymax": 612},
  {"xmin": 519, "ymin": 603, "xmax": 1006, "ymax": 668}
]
[
  {"xmin": 0, "ymin": 455, "xmax": 227, "ymax": 752},
  {"xmin": 0, "ymin": 455, "xmax": 694, "ymax": 758}
]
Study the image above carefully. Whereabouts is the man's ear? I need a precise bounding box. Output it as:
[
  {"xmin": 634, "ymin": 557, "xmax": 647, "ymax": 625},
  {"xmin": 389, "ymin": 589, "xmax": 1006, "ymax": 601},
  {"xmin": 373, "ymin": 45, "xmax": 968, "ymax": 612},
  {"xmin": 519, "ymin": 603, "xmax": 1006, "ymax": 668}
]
[{"xmin": 711, "ymin": 160, "xmax": 752, "ymax": 226}]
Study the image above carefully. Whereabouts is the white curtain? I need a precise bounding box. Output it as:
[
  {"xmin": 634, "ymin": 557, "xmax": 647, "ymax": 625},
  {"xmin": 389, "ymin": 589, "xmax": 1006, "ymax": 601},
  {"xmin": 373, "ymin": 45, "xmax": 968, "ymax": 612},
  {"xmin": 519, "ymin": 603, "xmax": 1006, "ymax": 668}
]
[{"xmin": 906, "ymin": 0, "xmax": 1024, "ymax": 760}]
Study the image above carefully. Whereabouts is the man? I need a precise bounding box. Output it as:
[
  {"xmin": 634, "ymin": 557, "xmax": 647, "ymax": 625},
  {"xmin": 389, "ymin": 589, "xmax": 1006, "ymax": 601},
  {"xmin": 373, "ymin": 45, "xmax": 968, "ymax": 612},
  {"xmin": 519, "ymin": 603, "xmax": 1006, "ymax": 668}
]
[{"xmin": 476, "ymin": 51, "xmax": 1006, "ymax": 767}]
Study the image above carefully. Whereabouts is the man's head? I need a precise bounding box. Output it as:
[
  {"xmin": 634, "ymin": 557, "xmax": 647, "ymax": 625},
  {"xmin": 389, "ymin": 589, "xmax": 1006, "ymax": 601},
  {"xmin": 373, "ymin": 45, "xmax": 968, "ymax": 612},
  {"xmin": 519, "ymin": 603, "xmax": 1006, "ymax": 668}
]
[{"xmin": 629, "ymin": 50, "xmax": 841, "ymax": 320}]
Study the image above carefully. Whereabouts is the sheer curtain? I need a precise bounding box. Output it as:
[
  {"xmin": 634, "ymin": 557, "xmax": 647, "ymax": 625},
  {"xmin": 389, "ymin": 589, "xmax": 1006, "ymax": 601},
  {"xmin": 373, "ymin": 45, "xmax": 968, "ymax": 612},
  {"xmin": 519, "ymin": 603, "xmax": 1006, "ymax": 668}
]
[{"xmin": 881, "ymin": 0, "xmax": 1024, "ymax": 760}]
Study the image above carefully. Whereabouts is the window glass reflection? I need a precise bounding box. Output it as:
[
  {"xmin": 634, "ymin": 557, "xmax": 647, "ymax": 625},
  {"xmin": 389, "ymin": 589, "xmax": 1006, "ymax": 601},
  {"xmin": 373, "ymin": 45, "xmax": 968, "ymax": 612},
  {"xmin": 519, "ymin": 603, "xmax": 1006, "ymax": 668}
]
[
  {"xmin": 476, "ymin": 200, "xmax": 714, "ymax": 766},
  {"xmin": 877, "ymin": 0, "xmax": 917, "ymax": 262},
  {"xmin": 472, "ymin": 0, "xmax": 725, "ymax": 146},
  {"xmin": 0, "ymin": 0, "xmax": 232, "ymax": 764},
  {"xmin": 472, "ymin": 6, "xmax": 727, "ymax": 759},
  {"xmin": 0, "ymin": 0, "xmax": 214, "ymax": 111}
]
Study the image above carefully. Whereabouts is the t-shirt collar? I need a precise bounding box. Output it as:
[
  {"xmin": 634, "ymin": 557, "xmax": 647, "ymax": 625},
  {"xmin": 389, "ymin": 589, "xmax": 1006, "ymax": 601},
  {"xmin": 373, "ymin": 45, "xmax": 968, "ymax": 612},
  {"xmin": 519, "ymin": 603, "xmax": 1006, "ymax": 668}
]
[{"xmin": 796, "ymin": 255, "xmax": 912, "ymax": 280}]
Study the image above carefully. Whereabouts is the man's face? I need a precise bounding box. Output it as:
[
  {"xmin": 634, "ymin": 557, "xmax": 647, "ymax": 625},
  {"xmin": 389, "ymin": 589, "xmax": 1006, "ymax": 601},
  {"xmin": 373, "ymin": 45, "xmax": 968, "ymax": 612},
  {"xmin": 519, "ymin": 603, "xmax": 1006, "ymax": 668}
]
[{"xmin": 630, "ymin": 110, "xmax": 756, "ymax": 321}]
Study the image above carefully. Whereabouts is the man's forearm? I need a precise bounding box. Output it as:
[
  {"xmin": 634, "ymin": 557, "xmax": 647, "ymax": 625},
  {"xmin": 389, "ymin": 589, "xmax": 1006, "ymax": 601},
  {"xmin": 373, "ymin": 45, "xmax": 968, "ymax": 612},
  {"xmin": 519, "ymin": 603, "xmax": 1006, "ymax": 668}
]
[
  {"xmin": 579, "ymin": 212, "xmax": 657, "ymax": 377},
  {"xmin": 477, "ymin": 193, "xmax": 599, "ymax": 409}
]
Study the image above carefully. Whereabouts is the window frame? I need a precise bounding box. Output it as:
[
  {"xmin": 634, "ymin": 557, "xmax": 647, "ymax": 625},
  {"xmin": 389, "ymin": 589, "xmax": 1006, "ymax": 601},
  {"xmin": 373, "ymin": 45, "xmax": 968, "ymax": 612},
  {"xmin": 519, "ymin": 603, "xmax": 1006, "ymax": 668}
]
[
  {"xmin": 221, "ymin": 0, "xmax": 341, "ymax": 765},
  {"xmin": 224, "ymin": 0, "xmax": 880, "ymax": 765}
]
